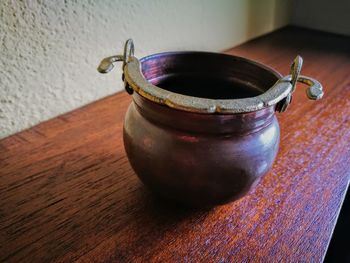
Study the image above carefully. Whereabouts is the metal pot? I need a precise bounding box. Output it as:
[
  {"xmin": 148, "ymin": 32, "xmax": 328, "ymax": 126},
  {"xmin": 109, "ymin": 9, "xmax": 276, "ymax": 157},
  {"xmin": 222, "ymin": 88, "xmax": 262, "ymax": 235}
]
[{"xmin": 98, "ymin": 40, "xmax": 323, "ymax": 207}]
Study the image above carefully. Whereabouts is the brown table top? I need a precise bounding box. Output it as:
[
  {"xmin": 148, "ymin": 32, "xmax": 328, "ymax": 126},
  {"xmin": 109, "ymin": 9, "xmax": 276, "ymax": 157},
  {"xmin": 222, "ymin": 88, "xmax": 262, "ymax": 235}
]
[{"xmin": 1, "ymin": 26, "xmax": 350, "ymax": 262}]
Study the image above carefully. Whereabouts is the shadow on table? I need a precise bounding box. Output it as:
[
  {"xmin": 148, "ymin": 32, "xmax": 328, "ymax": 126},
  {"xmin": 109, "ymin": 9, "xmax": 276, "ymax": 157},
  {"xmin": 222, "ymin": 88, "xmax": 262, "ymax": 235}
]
[
  {"xmin": 324, "ymin": 189, "xmax": 350, "ymax": 262},
  {"xmin": 101, "ymin": 183, "xmax": 214, "ymax": 260}
]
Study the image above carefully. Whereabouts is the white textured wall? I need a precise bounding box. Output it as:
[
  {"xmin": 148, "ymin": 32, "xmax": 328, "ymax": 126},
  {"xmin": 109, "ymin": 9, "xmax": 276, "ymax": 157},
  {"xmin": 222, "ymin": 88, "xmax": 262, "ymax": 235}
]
[
  {"xmin": 0, "ymin": 0, "xmax": 291, "ymax": 138},
  {"xmin": 291, "ymin": 0, "xmax": 350, "ymax": 36}
]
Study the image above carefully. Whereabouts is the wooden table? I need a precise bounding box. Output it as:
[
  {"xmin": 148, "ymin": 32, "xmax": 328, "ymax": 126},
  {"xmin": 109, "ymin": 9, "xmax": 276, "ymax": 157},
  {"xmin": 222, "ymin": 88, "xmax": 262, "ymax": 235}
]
[{"xmin": 1, "ymin": 26, "xmax": 349, "ymax": 262}]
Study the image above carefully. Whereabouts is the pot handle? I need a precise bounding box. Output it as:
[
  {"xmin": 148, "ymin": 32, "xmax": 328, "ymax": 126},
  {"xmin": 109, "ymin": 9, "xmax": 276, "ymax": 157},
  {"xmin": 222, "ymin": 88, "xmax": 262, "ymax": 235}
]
[
  {"xmin": 97, "ymin": 39, "xmax": 135, "ymax": 94},
  {"xmin": 276, "ymin": 56, "xmax": 324, "ymax": 112}
]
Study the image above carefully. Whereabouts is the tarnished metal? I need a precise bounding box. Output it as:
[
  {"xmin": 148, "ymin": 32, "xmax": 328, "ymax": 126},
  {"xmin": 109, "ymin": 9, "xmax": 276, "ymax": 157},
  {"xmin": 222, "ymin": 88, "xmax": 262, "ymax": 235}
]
[
  {"xmin": 290, "ymin": 55, "xmax": 303, "ymax": 92},
  {"xmin": 98, "ymin": 39, "xmax": 323, "ymax": 114},
  {"xmin": 122, "ymin": 38, "xmax": 134, "ymax": 69},
  {"xmin": 124, "ymin": 57, "xmax": 294, "ymax": 113},
  {"xmin": 98, "ymin": 39, "xmax": 134, "ymax": 73},
  {"xmin": 97, "ymin": 39, "xmax": 135, "ymax": 94},
  {"xmin": 277, "ymin": 56, "xmax": 302, "ymax": 112},
  {"xmin": 299, "ymin": 76, "xmax": 324, "ymax": 100},
  {"xmin": 276, "ymin": 56, "xmax": 323, "ymax": 112},
  {"xmin": 97, "ymin": 55, "xmax": 124, "ymax": 73}
]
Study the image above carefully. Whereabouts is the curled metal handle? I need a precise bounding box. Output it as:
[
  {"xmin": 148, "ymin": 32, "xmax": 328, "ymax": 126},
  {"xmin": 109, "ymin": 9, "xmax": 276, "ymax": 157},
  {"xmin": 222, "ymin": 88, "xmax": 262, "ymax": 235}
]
[
  {"xmin": 298, "ymin": 76, "xmax": 324, "ymax": 100},
  {"xmin": 97, "ymin": 55, "xmax": 124, "ymax": 73},
  {"xmin": 97, "ymin": 39, "xmax": 135, "ymax": 94},
  {"xmin": 277, "ymin": 55, "xmax": 324, "ymax": 112},
  {"xmin": 122, "ymin": 38, "xmax": 134, "ymax": 68},
  {"xmin": 97, "ymin": 39, "xmax": 135, "ymax": 73},
  {"xmin": 290, "ymin": 55, "xmax": 303, "ymax": 92}
]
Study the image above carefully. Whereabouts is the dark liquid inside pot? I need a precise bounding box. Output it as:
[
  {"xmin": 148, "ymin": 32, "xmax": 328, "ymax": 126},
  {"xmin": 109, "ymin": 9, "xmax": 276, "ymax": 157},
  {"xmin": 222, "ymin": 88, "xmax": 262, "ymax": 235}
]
[{"xmin": 151, "ymin": 75, "xmax": 263, "ymax": 100}]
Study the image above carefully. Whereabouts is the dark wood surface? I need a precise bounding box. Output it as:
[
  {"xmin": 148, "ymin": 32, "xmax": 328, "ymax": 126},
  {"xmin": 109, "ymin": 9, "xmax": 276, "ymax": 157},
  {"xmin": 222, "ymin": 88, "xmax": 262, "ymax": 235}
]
[{"xmin": 1, "ymin": 26, "xmax": 349, "ymax": 262}]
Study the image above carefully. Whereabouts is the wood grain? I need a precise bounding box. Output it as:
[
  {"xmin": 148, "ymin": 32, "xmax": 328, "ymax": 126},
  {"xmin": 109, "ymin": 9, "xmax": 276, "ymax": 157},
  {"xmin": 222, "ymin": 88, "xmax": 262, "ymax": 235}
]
[{"xmin": 1, "ymin": 26, "xmax": 349, "ymax": 262}]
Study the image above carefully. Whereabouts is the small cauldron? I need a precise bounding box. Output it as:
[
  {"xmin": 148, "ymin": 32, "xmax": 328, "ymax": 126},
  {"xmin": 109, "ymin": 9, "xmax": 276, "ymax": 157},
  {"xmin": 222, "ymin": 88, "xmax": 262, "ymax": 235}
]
[{"xmin": 98, "ymin": 40, "xmax": 323, "ymax": 207}]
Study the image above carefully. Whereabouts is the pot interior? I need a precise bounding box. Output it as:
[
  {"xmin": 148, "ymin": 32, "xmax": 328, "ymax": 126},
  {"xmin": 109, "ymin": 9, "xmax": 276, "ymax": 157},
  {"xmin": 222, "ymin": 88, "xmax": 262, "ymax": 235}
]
[{"xmin": 140, "ymin": 52, "xmax": 281, "ymax": 100}]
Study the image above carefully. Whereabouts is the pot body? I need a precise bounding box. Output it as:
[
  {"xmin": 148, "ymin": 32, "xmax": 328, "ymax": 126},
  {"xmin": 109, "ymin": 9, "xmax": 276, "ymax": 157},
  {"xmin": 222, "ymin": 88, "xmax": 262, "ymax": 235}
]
[
  {"xmin": 98, "ymin": 45, "xmax": 322, "ymax": 207},
  {"xmin": 123, "ymin": 93, "xmax": 280, "ymax": 207}
]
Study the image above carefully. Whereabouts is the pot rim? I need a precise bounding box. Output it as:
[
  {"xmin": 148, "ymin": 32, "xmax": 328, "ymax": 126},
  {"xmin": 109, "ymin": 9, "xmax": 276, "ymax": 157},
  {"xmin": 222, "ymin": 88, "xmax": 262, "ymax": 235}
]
[{"xmin": 124, "ymin": 51, "xmax": 293, "ymax": 114}]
